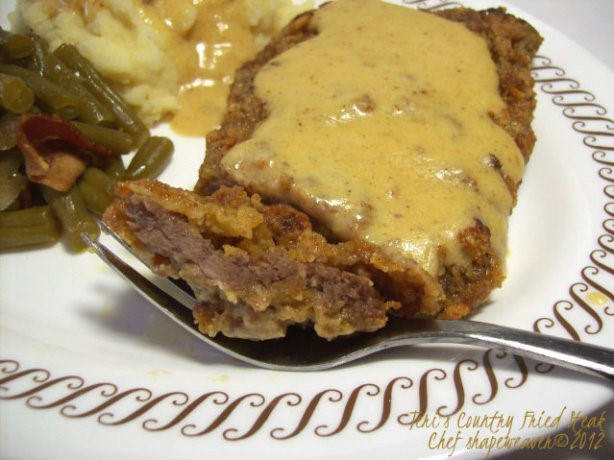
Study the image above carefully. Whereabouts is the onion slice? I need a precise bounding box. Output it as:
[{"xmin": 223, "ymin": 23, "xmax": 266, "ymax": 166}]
[{"xmin": 16, "ymin": 114, "xmax": 116, "ymax": 191}]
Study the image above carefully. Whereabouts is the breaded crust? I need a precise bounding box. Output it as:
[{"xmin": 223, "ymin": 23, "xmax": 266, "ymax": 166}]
[
  {"xmin": 196, "ymin": 6, "xmax": 542, "ymax": 197},
  {"xmin": 104, "ymin": 4, "xmax": 542, "ymax": 339},
  {"xmin": 105, "ymin": 179, "xmax": 442, "ymax": 339},
  {"xmin": 193, "ymin": 5, "xmax": 542, "ymax": 321}
]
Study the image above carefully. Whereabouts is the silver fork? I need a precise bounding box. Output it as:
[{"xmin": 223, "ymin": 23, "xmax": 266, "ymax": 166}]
[{"xmin": 83, "ymin": 231, "xmax": 614, "ymax": 380}]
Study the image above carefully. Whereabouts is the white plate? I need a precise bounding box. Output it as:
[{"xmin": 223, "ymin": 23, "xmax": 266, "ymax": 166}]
[{"xmin": 1, "ymin": 1, "xmax": 613, "ymax": 459}]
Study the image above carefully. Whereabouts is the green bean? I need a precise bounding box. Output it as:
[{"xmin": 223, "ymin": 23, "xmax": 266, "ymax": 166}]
[
  {"xmin": 71, "ymin": 121, "xmax": 133, "ymax": 154},
  {"xmin": 41, "ymin": 185, "xmax": 100, "ymax": 252},
  {"xmin": 0, "ymin": 114, "xmax": 18, "ymax": 150},
  {"xmin": 0, "ymin": 205, "xmax": 54, "ymax": 227},
  {"xmin": 0, "ymin": 148, "xmax": 26, "ymax": 211},
  {"xmin": 0, "ymin": 73, "xmax": 35, "ymax": 113},
  {"xmin": 0, "ymin": 206, "xmax": 60, "ymax": 250},
  {"xmin": 25, "ymin": 31, "xmax": 46, "ymax": 73},
  {"xmin": 0, "ymin": 148, "xmax": 22, "ymax": 173},
  {"xmin": 0, "ymin": 220, "xmax": 61, "ymax": 249},
  {"xmin": 78, "ymin": 167, "xmax": 116, "ymax": 215},
  {"xmin": 0, "ymin": 29, "xmax": 34, "ymax": 60},
  {"xmin": 0, "ymin": 173, "xmax": 26, "ymax": 211},
  {"xmin": 53, "ymin": 44, "xmax": 149, "ymax": 147},
  {"xmin": 34, "ymin": 38, "xmax": 115, "ymax": 125},
  {"xmin": 78, "ymin": 181, "xmax": 107, "ymax": 216},
  {"xmin": 125, "ymin": 136, "xmax": 173, "ymax": 180},
  {"xmin": 104, "ymin": 157, "xmax": 126, "ymax": 181},
  {"xmin": 0, "ymin": 63, "xmax": 80, "ymax": 119}
]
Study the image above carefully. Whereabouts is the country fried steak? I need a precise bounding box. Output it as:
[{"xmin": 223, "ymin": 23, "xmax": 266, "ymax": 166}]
[
  {"xmin": 104, "ymin": 1, "xmax": 542, "ymax": 340},
  {"xmin": 106, "ymin": 180, "xmax": 438, "ymax": 339}
]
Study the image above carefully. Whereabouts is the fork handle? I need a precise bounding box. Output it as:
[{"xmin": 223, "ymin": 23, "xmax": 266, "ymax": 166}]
[{"xmin": 433, "ymin": 320, "xmax": 614, "ymax": 381}]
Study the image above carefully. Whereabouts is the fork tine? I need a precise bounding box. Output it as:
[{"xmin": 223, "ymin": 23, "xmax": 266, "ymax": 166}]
[
  {"xmin": 81, "ymin": 232, "xmax": 320, "ymax": 370},
  {"xmin": 81, "ymin": 231, "xmax": 367, "ymax": 370},
  {"xmin": 99, "ymin": 219, "xmax": 135, "ymax": 251},
  {"xmin": 97, "ymin": 220, "xmax": 197, "ymax": 305},
  {"xmin": 83, "ymin": 230, "xmax": 468, "ymax": 371},
  {"xmin": 81, "ymin": 233, "xmax": 614, "ymax": 376},
  {"xmin": 82, "ymin": 233, "xmax": 201, "ymax": 335}
]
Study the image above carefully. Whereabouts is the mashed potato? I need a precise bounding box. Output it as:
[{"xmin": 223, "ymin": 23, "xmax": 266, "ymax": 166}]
[{"xmin": 13, "ymin": 0, "xmax": 314, "ymax": 133}]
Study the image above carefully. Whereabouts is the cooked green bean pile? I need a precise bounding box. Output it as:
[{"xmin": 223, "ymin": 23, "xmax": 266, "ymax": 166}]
[{"xmin": 0, "ymin": 29, "xmax": 174, "ymax": 252}]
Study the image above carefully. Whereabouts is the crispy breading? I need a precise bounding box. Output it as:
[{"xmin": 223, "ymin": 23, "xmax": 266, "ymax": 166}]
[
  {"xmin": 106, "ymin": 180, "xmax": 443, "ymax": 339},
  {"xmin": 104, "ymin": 4, "xmax": 542, "ymax": 339}
]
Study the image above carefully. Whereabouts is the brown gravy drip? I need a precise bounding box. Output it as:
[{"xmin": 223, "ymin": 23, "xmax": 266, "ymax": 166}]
[{"xmin": 139, "ymin": 0, "xmax": 258, "ymax": 136}]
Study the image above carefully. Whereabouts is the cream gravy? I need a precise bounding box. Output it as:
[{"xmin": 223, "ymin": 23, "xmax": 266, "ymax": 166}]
[{"xmin": 221, "ymin": 0, "xmax": 524, "ymax": 276}]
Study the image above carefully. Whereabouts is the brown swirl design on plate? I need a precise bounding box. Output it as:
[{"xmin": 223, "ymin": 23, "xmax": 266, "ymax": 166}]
[
  {"xmin": 403, "ymin": 0, "xmax": 463, "ymax": 10},
  {"xmin": 530, "ymin": 56, "xmax": 614, "ymax": 368},
  {"xmin": 0, "ymin": 351, "xmax": 526, "ymax": 440},
  {"xmin": 1, "ymin": 5, "xmax": 613, "ymax": 443}
]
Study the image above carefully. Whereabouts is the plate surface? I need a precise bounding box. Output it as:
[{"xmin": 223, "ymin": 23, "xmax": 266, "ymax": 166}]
[{"xmin": 1, "ymin": 1, "xmax": 613, "ymax": 459}]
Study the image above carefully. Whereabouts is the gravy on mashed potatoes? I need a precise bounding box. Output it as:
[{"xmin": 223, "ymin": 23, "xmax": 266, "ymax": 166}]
[{"xmin": 12, "ymin": 0, "xmax": 314, "ymax": 135}]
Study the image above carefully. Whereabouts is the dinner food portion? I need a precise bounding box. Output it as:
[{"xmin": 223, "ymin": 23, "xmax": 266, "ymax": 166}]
[
  {"xmin": 105, "ymin": 0, "xmax": 542, "ymax": 340},
  {"xmin": 4, "ymin": 0, "xmax": 314, "ymax": 251},
  {"xmin": 0, "ymin": 27, "xmax": 173, "ymax": 251},
  {"xmin": 13, "ymin": 0, "xmax": 315, "ymax": 134}
]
